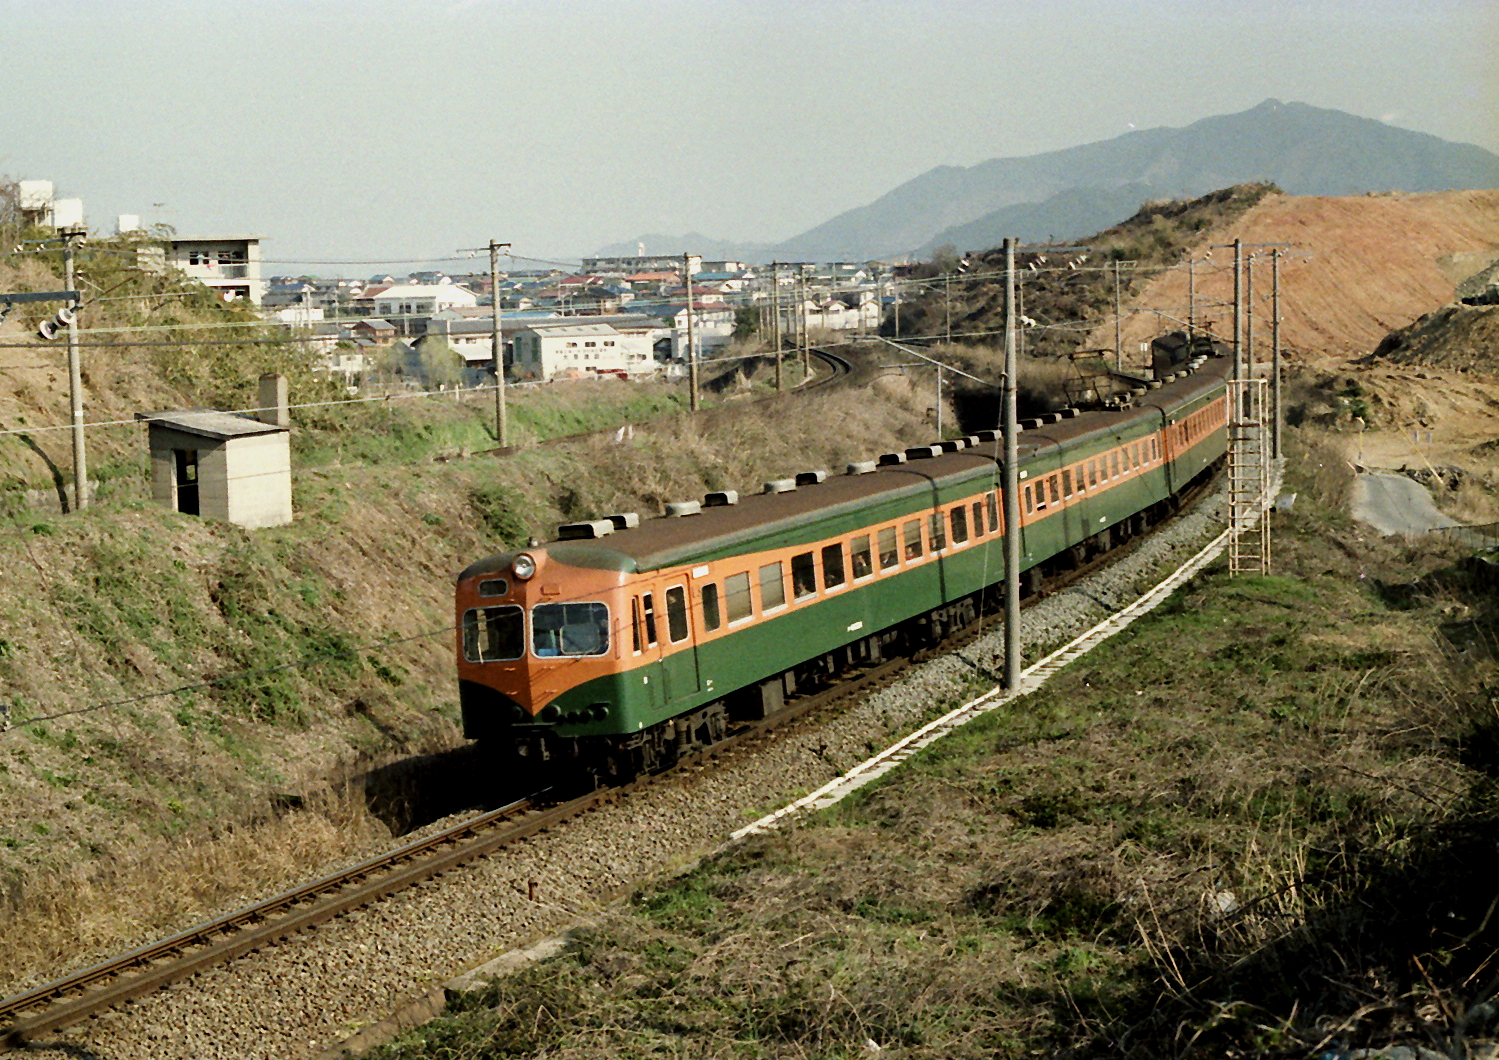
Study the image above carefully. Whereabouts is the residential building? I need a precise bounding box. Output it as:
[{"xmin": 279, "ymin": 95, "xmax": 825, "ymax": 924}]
[
  {"xmin": 510, "ymin": 316, "xmax": 666, "ymax": 381},
  {"xmin": 167, "ymin": 236, "xmax": 265, "ymax": 305}
]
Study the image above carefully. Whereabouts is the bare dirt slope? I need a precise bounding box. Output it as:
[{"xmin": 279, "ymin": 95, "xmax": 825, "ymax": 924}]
[{"xmin": 1097, "ymin": 189, "xmax": 1499, "ymax": 361}]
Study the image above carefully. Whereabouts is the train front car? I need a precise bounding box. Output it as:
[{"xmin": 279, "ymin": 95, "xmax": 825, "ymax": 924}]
[{"xmin": 455, "ymin": 541, "xmax": 645, "ymax": 778}]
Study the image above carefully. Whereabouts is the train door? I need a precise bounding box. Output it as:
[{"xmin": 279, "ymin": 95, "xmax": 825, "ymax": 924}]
[
  {"xmin": 659, "ymin": 583, "xmax": 701, "ymax": 703},
  {"xmin": 631, "ymin": 591, "xmax": 666, "ymax": 711}
]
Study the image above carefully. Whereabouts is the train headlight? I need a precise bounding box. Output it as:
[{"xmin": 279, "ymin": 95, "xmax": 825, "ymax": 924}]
[{"xmin": 512, "ymin": 552, "xmax": 537, "ymax": 580}]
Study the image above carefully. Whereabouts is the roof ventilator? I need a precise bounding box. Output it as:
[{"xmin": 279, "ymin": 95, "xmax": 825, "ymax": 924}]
[
  {"xmin": 666, "ymin": 500, "xmax": 702, "ymax": 517},
  {"xmin": 938, "ymin": 439, "xmax": 965, "ymax": 453},
  {"xmin": 974, "ymin": 430, "xmax": 999, "ymax": 442},
  {"xmin": 607, "ymin": 512, "xmax": 640, "ymax": 530},
  {"xmin": 558, "ymin": 519, "xmax": 615, "ymax": 540},
  {"xmin": 846, "ymin": 461, "xmax": 877, "ymax": 475},
  {"xmin": 905, "ymin": 445, "xmax": 942, "ymax": 460},
  {"xmin": 795, "ymin": 469, "xmax": 828, "ymax": 486},
  {"xmin": 764, "ymin": 478, "xmax": 797, "ymax": 494},
  {"xmin": 877, "ymin": 452, "xmax": 907, "ymax": 466},
  {"xmin": 704, "ymin": 490, "xmax": 739, "ymax": 507}
]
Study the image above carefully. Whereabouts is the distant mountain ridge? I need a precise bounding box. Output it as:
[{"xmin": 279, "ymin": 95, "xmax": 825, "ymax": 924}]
[{"xmin": 602, "ymin": 101, "xmax": 1499, "ymax": 264}]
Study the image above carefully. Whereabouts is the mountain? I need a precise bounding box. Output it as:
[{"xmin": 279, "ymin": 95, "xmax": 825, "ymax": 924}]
[{"xmin": 602, "ymin": 101, "xmax": 1499, "ymax": 264}]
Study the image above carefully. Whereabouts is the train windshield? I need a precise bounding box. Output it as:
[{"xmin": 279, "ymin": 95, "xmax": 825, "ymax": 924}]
[
  {"xmin": 532, "ymin": 602, "xmax": 611, "ymax": 657},
  {"xmin": 462, "ymin": 605, "xmax": 524, "ymax": 662}
]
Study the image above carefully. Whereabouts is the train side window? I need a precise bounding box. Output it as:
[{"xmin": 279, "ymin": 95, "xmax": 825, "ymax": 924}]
[
  {"xmin": 822, "ymin": 543, "xmax": 846, "ymax": 588},
  {"xmin": 970, "ymin": 501, "xmax": 984, "ymax": 538},
  {"xmin": 631, "ymin": 597, "xmax": 643, "ymax": 652},
  {"xmin": 928, "ymin": 511, "xmax": 947, "ymax": 551},
  {"xmin": 759, "ymin": 561, "xmax": 786, "ymax": 612},
  {"xmin": 1048, "ymin": 477, "xmax": 1060, "ymax": 505},
  {"xmin": 986, "ymin": 491, "xmax": 1000, "ymax": 532},
  {"xmin": 950, "ymin": 506, "xmax": 969, "ymax": 544},
  {"xmin": 903, "ymin": 519, "xmax": 923, "ymax": 559},
  {"xmin": 1062, "ymin": 469, "xmax": 1074, "ymax": 496},
  {"xmin": 1110, "ymin": 451, "xmax": 1120, "ymax": 478},
  {"xmin": 725, "ymin": 572, "xmax": 753, "ymax": 623},
  {"xmin": 462, "ymin": 605, "xmax": 524, "ymax": 663},
  {"xmin": 850, "ymin": 535, "xmax": 873, "ymax": 579},
  {"xmin": 641, "ymin": 592, "xmax": 658, "ymax": 647},
  {"xmin": 1024, "ymin": 484, "xmax": 1035, "ymax": 513},
  {"xmin": 878, "ymin": 526, "xmax": 899, "ymax": 570},
  {"xmin": 1088, "ymin": 460, "xmax": 1098, "ymax": 488},
  {"xmin": 665, "ymin": 585, "xmax": 690, "ymax": 643},
  {"xmin": 701, "ymin": 583, "xmax": 722, "ymax": 633},
  {"xmin": 791, "ymin": 551, "xmax": 818, "ymax": 600}
]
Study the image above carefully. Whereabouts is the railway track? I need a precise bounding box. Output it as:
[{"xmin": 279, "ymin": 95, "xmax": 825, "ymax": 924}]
[{"xmin": 0, "ymin": 448, "xmax": 1216, "ymax": 1050}]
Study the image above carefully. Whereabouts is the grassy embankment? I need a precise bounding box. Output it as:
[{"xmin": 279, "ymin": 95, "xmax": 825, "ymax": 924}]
[
  {"xmin": 0, "ymin": 363, "xmax": 939, "ymax": 994},
  {"xmin": 370, "ymin": 426, "xmax": 1499, "ymax": 1060}
]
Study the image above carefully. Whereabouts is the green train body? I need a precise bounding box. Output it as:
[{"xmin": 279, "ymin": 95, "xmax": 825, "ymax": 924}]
[{"xmin": 455, "ymin": 354, "xmax": 1229, "ymax": 775}]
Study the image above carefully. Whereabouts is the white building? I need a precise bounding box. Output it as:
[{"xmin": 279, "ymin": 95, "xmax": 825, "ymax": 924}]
[
  {"xmin": 511, "ymin": 318, "xmax": 663, "ymax": 381},
  {"xmin": 167, "ymin": 236, "xmax": 266, "ymax": 305},
  {"xmin": 371, "ymin": 282, "xmax": 478, "ymax": 320}
]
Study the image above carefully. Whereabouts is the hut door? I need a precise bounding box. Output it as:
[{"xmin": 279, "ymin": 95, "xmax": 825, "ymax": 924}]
[{"xmin": 174, "ymin": 449, "xmax": 200, "ymax": 515}]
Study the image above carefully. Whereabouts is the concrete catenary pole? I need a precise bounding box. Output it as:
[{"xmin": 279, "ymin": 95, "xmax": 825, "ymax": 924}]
[
  {"xmin": 1113, "ymin": 259, "xmax": 1124, "ymax": 371},
  {"xmin": 1272, "ymin": 249, "xmax": 1283, "ymax": 459},
  {"xmin": 1245, "ymin": 253, "xmax": 1256, "ymax": 381},
  {"xmin": 1232, "ymin": 237, "xmax": 1243, "ymax": 382},
  {"xmin": 488, "ymin": 240, "xmax": 510, "ymax": 447},
  {"xmin": 64, "ymin": 230, "xmax": 87, "ymax": 509},
  {"xmin": 684, "ymin": 253, "xmax": 699, "ymax": 412},
  {"xmin": 771, "ymin": 262, "xmax": 783, "ymax": 392},
  {"xmin": 1002, "ymin": 237, "xmax": 1021, "ymax": 690}
]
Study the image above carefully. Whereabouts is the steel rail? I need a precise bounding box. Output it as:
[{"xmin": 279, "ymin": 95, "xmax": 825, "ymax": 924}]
[{"xmin": 0, "ymin": 794, "xmax": 568, "ymax": 1046}]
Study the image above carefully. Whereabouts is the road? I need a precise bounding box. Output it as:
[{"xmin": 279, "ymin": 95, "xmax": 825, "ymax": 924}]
[{"xmin": 1351, "ymin": 471, "xmax": 1462, "ymax": 536}]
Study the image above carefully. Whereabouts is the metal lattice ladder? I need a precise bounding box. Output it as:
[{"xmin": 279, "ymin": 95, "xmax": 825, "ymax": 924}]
[{"xmin": 1227, "ymin": 378, "xmax": 1271, "ymax": 576}]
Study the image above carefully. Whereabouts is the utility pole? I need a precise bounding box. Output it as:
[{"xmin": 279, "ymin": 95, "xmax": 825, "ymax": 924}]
[
  {"xmin": 1245, "ymin": 253, "xmax": 1256, "ymax": 381},
  {"xmin": 1002, "ymin": 237, "xmax": 1021, "ymax": 690},
  {"xmin": 1232, "ymin": 237, "xmax": 1243, "ymax": 382},
  {"xmin": 771, "ymin": 261, "xmax": 783, "ymax": 392},
  {"xmin": 63, "ymin": 228, "xmax": 87, "ymax": 509},
  {"xmin": 1272, "ymin": 249, "xmax": 1283, "ymax": 459},
  {"xmin": 488, "ymin": 240, "xmax": 511, "ymax": 446},
  {"xmin": 944, "ymin": 272, "xmax": 952, "ymax": 344},
  {"xmin": 892, "ymin": 275, "xmax": 900, "ymax": 338},
  {"xmin": 1113, "ymin": 259, "xmax": 1124, "ymax": 371},
  {"xmin": 1187, "ymin": 258, "xmax": 1197, "ymax": 339},
  {"xmin": 935, "ymin": 364, "xmax": 943, "ymax": 437},
  {"xmin": 684, "ymin": 252, "xmax": 700, "ymax": 412},
  {"xmin": 798, "ymin": 266, "xmax": 809, "ymax": 377}
]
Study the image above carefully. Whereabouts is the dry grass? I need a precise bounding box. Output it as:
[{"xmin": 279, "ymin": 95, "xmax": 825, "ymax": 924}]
[{"xmin": 373, "ymin": 423, "xmax": 1499, "ymax": 1059}]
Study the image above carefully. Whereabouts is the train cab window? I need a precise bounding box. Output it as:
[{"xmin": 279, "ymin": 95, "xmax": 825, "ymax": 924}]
[
  {"xmin": 640, "ymin": 593, "xmax": 658, "ymax": 647},
  {"xmin": 986, "ymin": 492, "xmax": 1000, "ymax": 533},
  {"xmin": 851, "ymin": 535, "xmax": 874, "ymax": 579},
  {"xmin": 701, "ymin": 583, "xmax": 722, "ymax": 633},
  {"xmin": 532, "ymin": 602, "xmax": 610, "ymax": 657},
  {"xmin": 462, "ymin": 605, "xmax": 524, "ymax": 663},
  {"xmin": 928, "ymin": 511, "xmax": 947, "ymax": 552},
  {"xmin": 725, "ymin": 572, "xmax": 753, "ymax": 623},
  {"xmin": 950, "ymin": 506, "xmax": 969, "ymax": 545},
  {"xmin": 791, "ymin": 552, "xmax": 818, "ymax": 600},
  {"xmin": 759, "ymin": 561, "xmax": 786, "ymax": 612},
  {"xmin": 878, "ymin": 526, "xmax": 899, "ymax": 570},
  {"xmin": 822, "ymin": 543, "xmax": 846, "ymax": 589},
  {"xmin": 665, "ymin": 586, "xmax": 690, "ymax": 643},
  {"xmin": 970, "ymin": 501, "xmax": 984, "ymax": 538},
  {"xmin": 903, "ymin": 519, "xmax": 923, "ymax": 560},
  {"xmin": 477, "ymin": 578, "xmax": 508, "ymax": 598}
]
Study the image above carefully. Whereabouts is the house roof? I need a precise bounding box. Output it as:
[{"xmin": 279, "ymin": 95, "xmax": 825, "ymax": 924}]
[
  {"xmin": 135, "ymin": 409, "xmax": 288, "ymax": 440},
  {"xmin": 372, "ymin": 283, "xmax": 479, "ymax": 302}
]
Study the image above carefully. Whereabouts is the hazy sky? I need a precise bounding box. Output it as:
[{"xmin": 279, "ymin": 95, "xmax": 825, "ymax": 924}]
[{"xmin": 3, "ymin": 0, "xmax": 1495, "ymax": 273}]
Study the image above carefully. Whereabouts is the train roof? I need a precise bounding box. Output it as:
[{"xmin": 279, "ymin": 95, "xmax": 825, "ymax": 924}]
[{"xmin": 460, "ymin": 354, "xmax": 1231, "ymax": 579}]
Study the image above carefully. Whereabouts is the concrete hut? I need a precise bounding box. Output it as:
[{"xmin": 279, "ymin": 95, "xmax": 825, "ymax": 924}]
[{"xmin": 136, "ymin": 408, "xmax": 292, "ymax": 529}]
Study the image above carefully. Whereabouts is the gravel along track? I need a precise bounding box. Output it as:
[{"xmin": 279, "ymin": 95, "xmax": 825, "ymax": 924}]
[{"xmin": 20, "ymin": 485, "xmax": 1231, "ymax": 1060}]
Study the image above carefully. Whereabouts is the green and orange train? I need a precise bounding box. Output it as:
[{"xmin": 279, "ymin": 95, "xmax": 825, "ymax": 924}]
[{"xmin": 456, "ymin": 352, "xmax": 1230, "ymax": 781}]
